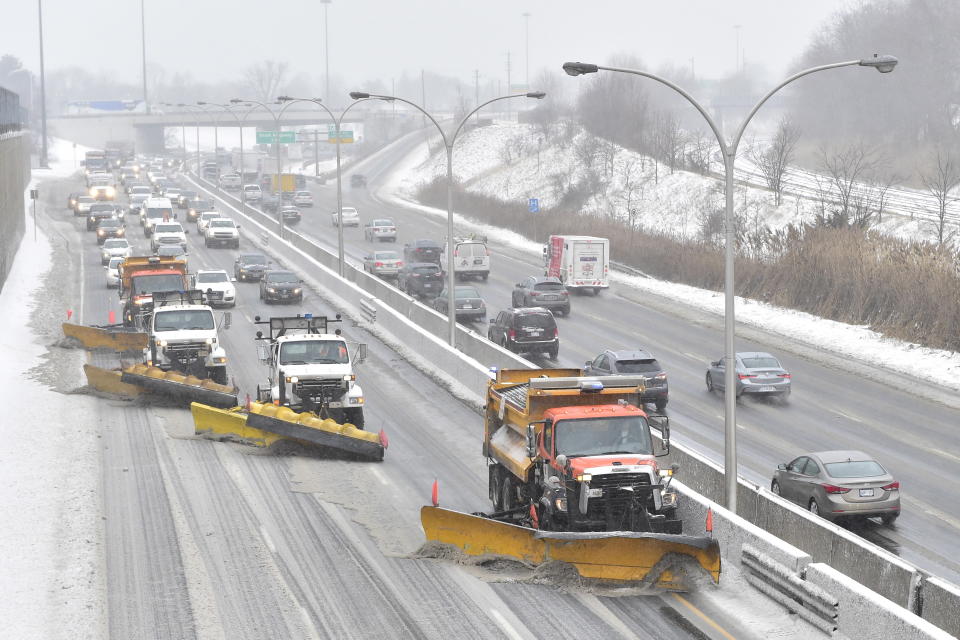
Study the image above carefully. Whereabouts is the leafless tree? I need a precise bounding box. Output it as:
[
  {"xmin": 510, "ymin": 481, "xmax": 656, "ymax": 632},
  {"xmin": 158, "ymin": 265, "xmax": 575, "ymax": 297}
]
[
  {"xmin": 649, "ymin": 109, "xmax": 684, "ymax": 173},
  {"xmin": 868, "ymin": 168, "xmax": 902, "ymax": 224},
  {"xmin": 818, "ymin": 141, "xmax": 878, "ymax": 226},
  {"xmin": 918, "ymin": 147, "xmax": 960, "ymax": 245},
  {"xmin": 749, "ymin": 118, "xmax": 800, "ymax": 206},
  {"xmin": 598, "ymin": 139, "xmax": 619, "ymax": 179},
  {"xmin": 617, "ymin": 157, "xmax": 646, "ymax": 244},
  {"xmin": 241, "ymin": 60, "xmax": 290, "ymax": 104},
  {"xmin": 685, "ymin": 130, "xmax": 714, "ymax": 175}
]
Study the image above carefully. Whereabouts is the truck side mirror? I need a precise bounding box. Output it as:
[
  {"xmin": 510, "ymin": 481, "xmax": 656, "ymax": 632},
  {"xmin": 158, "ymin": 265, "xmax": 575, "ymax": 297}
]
[
  {"xmin": 526, "ymin": 424, "xmax": 537, "ymax": 459},
  {"xmin": 649, "ymin": 414, "xmax": 670, "ymax": 456}
]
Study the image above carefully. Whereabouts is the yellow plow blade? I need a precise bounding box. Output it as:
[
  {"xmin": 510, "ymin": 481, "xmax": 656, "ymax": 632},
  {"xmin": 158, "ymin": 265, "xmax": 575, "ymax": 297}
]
[
  {"xmin": 120, "ymin": 364, "xmax": 238, "ymax": 408},
  {"xmin": 421, "ymin": 506, "xmax": 720, "ymax": 588},
  {"xmin": 83, "ymin": 364, "xmax": 144, "ymax": 397},
  {"xmin": 190, "ymin": 402, "xmax": 282, "ymax": 447},
  {"xmin": 63, "ymin": 323, "xmax": 148, "ymax": 351}
]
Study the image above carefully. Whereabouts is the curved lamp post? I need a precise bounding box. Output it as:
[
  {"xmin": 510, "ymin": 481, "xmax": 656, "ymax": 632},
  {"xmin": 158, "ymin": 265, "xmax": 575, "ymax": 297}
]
[
  {"xmin": 277, "ymin": 95, "xmax": 370, "ymax": 277},
  {"xmin": 349, "ymin": 90, "xmax": 546, "ymax": 347},
  {"xmin": 561, "ymin": 53, "xmax": 897, "ymax": 511}
]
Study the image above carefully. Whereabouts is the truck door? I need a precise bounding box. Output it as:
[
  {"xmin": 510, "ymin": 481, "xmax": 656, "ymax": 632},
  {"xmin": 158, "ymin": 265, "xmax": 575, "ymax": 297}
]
[{"xmin": 548, "ymin": 236, "xmax": 564, "ymax": 279}]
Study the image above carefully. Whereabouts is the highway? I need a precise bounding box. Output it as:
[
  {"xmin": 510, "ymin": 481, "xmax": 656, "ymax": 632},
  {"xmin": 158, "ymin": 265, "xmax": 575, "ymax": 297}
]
[
  {"xmin": 36, "ymin": 173, "xmax": 791, "ymax": 639},
  {"xmin": 189, "ymin": 130, "xmax": 960, "ymax": 586}
]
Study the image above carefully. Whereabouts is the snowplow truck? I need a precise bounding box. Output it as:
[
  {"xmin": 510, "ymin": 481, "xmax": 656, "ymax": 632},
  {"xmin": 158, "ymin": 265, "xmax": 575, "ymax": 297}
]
[
  {"xmin": 254, "ymin": 315, "xmax": 367, "ymax": 428},
  {"xmin": 145, "ymin": 290, "xmax": 230, "ymax": 384},
  {"xmin": 420, "ymin": 368, "xmax": 721, "ymax": 588},
  {"xmin": 119, "ymin": 256, "xmax": 190, "ymax": 328}
]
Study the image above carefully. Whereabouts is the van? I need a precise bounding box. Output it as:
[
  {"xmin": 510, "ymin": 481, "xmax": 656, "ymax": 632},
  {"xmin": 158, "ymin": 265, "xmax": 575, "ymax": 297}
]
[
  {"xmin": 442, "ymin": 238, "xmax": 490, "ymax": 281},
  {"xmin": 142, "ymin": 197, "xmax": 174, "ymax": 236}
]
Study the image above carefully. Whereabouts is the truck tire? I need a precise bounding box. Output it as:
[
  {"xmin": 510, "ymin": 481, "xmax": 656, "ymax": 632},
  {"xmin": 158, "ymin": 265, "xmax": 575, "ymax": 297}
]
[
  {"xmin": 490, "ymin": 466, "xmax": 504, "ymax": 511},
  {"xmin": 501, "ymin": 475, "xmax": 517, "ymax": 511},
  {"xmin": 344, "ymin": 407, "xmax": 364, "ymax": 430},
  {"xmin": 208, "ymin": 367, "xmax": 228, "ymax": 385},
  {"xmin": 655, "ymin": 398, "xmax": 668, "ymax": 412}
]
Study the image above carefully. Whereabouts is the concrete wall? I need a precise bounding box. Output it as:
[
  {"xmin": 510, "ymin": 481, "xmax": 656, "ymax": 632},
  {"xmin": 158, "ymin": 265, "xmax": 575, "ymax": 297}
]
[
  {"xmin": 0, "ymin": 133, "xmax": 30, "ymax": 292},
  {"xmin": 922, "ymin": 577, "xmax": 960, "ymax": 638}
]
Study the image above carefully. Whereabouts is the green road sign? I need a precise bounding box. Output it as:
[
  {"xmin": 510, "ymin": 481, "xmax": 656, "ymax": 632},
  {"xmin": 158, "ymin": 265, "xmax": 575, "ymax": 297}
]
[
  {"xmin": 327, "ymin": 130, "xmax": 354, "ymax": 143},
  {"xmin": 256, "ymin": 130, "xmax": 296, "ymax": 144}
]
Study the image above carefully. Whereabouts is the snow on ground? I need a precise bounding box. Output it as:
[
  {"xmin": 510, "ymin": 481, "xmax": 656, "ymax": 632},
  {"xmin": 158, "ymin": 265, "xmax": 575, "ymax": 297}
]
[
  {"xmin": 0, "ymin": 172, "xmax": 103, "ymax": 638},
  {"xmin": 382, "ymin": 136, "xmax": 960, "ymax": 393}
]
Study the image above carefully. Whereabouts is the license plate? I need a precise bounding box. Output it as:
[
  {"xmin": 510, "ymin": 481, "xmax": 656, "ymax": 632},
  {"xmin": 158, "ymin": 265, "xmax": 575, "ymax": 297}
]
[
  {"xmin": 423, "ymin": 284, "xmax": 433, "ymax": 289},
  {"xmin": 474, "ymin": 258, "xmax": 483, "ymax": 264},
  {"xmin": 542, "ymin": 295, "xmax": 556, "ymax": 301},
  {"xmin": 759, "ymin": 385, "xmax": 776, "ymax": 392},
  {"xmin": 528, "ymin": 330, "xmax": 542, "ymax": 336},
  {"xmin": 207, "ymin": 292, "xmax": 223, "ymax": 300},
  {"xmin": 587, "ymin": 488, "xmax": 603, "ymax": 498},
  {"xmin": 462, "ymin": 304, "xmax": 474, "ymax": 309},
  {"xmin": 859, "ymin": 488, "xmax": 875, "ymax": 497}
]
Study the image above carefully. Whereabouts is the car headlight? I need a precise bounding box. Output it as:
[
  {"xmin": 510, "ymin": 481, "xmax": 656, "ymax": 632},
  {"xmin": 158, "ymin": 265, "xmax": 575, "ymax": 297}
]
[
  {"xmin": 267, "ymin": 288, "xmax": 276, "ymax": 293},
  {"xmin": 89, "ymin": 216, "xmax": 95, "ymax": 222},
  {"xmin": 292, "ymin": 288, "xmax": 301, "ymax": 294},
  {"xmin": 576, "ymin": 474, "xmax": 592, "ymax": 482},
  {"xmin": 205, "ymin": 338, "xmax": 213, "ymax": 345},
  {"xmin": 343, "ymin": 374, "xmax": 356, "ymax": 381},
  {"xmin": 97, "ymin": 230, "xmax": 105, "ymax": 235},
  {"xmin": 157, "ymin": 340, "xmax": 167, "ymax": 347},
  {"xmin": 554, "ymin": 498, "xmax": 567, "ymax": 512},
  {"xmin": 285, "ymin": 376, "xmax": 299, "ymax": 383}
]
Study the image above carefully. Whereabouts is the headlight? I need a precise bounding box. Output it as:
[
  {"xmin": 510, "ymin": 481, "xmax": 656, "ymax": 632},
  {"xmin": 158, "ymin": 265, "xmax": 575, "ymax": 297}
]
[
  {"xmin": 157, "ymin": 340, "xmax": 167, "ymax": 347},
  {"xmin": 285, "ymin": 376, "xmax": 299, "ymax": 383},
  {"xmin": 89, "ymin": 188, "xmax": 96, "ymax": 196},
  {"xmin": 205, "ymin": 338, "xmax": 213, "ymax": 345},
  {"xmin": 212, "ymin": 356, "xmax": 227, "ymax": 364},
  {"xmin": 662, "ymin": 491, "xmax": 678, "ymax": 508},
  {"xmin": 292, "ymin": 288, "xmax": 301, "ymax": 294},
  {"xmin": 343, "ymin": 374, "xmax": 355, "ymax": 381},
  {"xmin": 349, "ymin": 397, "xmax": 364, "ymax": 405},
  {"xmin": 89, "ymin": 216, "xmax": 95, "ymax": 222},
  {"xmin": 97, "ymin": 230, "xmax": 105, "ymax": 235},
  {"xmin": 106, "ymin": 187, "xmax": 115, "ymax": 196},
  {"xmin": 576, "ymin": 474, "xmax": 592, "ymax": 482},
  {"xmin": 134, "ymin": 298, "xmax": 146, "ymax": 305},
  {"xmin": 267, "ymin": 288, "xmax": 276, "ymax": 293},
  {"xmin": 554, "ymin": 498, "xmax": 567, "ymax": 512}
]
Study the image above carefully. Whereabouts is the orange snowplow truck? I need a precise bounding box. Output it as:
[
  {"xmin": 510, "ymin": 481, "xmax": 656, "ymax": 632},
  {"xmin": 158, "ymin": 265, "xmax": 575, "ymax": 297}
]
[
  {"xmin": 484, "ymin": 368, "xmax": 680, "ymax": 532},
  {"xmin": 118, "ymin": 256, "xmax": 189, "ymax": 327}
]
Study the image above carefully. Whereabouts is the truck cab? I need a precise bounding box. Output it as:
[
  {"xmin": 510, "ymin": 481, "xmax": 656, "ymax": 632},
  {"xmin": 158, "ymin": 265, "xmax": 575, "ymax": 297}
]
[
  {"xmin": 255, "ymin": 315, "xmax": 367, "ymax": 428},
  {"xmin": 118, "ymin": 256, "xmax": 190, "ymax": 327},
  {"xmin": 145, "ymin": 290, "xmax": 230, "ymax": 384}
]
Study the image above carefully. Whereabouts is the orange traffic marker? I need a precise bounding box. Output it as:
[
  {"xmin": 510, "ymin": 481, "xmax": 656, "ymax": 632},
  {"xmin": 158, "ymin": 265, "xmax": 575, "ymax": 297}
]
[
  {"xmin": 706, "ymin": 508, "xmax": 714, "ymax": 534},
  {"xmin": 431, "ymin": 478, "xmax": 439, "ymax": 507}
]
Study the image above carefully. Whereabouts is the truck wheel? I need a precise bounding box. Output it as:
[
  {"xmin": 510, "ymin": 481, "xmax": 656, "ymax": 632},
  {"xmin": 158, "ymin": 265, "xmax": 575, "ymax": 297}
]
[
  {"xmin": 548, "ymin": 346, "xmax": 559, "ymax": 360},
  {"xmin": 490, "ymin": 467, "xmax": 504, "ymax": 511},
  {"xmin": 344, "ymin": 407, "xmax": 364, "ymax": 430},
  {"xmin": 501, "ymin": 475, "xmax": 516, "ymax": 511},
  {"xmin": 208, "ymin": 367, "xmax": 228, "ymax": 385},
  {"xmin": 655, "ymin": 398, "xmax": 668, "ymax": 412}
]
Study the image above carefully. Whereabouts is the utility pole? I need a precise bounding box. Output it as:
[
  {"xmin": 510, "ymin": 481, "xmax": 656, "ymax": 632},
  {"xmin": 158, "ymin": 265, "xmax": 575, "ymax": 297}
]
[
  {"xmin": 141, "ymin": 0, "xmax": 149, "ymax": 114},
  {"xmin": 474, "ymin": 69, "xmax": 480, "ymax": 124},
  {"xmin": 321, "ymin": 0, "xmax": 331, "ymax": 101},
  {"xmin": 37, "ymin": 0, "xmax": 49, "ymax": 168},
  {"xmin": 522, "ymin": 12, "xmax": 531, "ymax": 89}
]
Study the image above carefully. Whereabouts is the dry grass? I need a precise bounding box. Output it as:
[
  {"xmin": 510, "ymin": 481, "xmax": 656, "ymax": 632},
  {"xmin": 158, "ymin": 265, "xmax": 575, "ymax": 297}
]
[{"xmin": 420, "ymin": 179, "xmax": 960, "ymax": 352}]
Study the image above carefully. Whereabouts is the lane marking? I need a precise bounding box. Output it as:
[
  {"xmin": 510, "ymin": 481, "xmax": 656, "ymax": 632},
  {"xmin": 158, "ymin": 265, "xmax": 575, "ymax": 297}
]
[
  {"xmin": 682, "ymin": 351, "xmax": 705, "ymax": 362},
  {"xmin": 489, "ymin": 608, "xmax": 525, "ymax": 640},
  {"xmin": 259, "ymin": 525, "xmax": 277, "ymax": 554},
  {"xmin": 370, "ymin": 467, "xmax": 389, "ymax": 486},
  {"xmin": 669, "ymin": 593, "xmax": 736, "ymax": 640}
]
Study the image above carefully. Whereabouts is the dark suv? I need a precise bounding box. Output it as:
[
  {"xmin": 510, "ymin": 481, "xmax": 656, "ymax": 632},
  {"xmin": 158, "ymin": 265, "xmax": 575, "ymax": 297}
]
[
  {"xmin": 398, "ymin": 262, "xmax": 444, "ymax": 298},
  {"xmin": 403, "ymin": 239, "xmax": 442, "ymax": 265},
  {"xmin": 234, "ymin": 252, "xmax": 272, "ymax": 282},
  {"xmin": 86, "ymin": 203, "xmax": 117, "ymax": 231},
  {"xmin": 512, "ymin": 276, "xmax": 570, "ymax": 316},
  {"xmin": 488, "ymin": 307, "xmax": 559, "ymax": 359},
  {"xmin": 584, "ymin": 349, "xmax": 669, "ymax": 411}
]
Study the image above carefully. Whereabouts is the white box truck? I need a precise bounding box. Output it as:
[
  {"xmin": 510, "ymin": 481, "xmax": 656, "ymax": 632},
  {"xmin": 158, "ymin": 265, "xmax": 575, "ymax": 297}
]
[{"xmin": 543, "ymin": 235, "xmax": 609, "ymax": 294}]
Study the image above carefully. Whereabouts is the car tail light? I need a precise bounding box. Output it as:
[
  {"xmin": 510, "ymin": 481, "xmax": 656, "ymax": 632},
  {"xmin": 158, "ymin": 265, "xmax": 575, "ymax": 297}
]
[
  {"xmin": 738, "ymin": 374, "xmax": 757, "ymax": 380},
  {"xmin": 375, "ymin": 262, "xmax": 384, "ymax": 267},
  {"xmin": 507, "ymin": 329, "xmax": 516, "ymax": 339},
  {"xmin": 453, "ymin": 250, "xmax": 459, "ymax": 257},
  {"xmin": 397, "ymin": 261, "xmax": 404, "ymax": 267},
  {"xmin": 882, "ymin": 481, "xmax": 900, "ymax": 491},
  {"xmin": 562, "ymin": 291, "xmax": 569, "ymax": 296},
  {"xmin": 530, "ymin": 291, "xmax": 540, "ymax": 296},
  {"xmin": 821, "ymin": 484, "xmax": 850, "ymax": 494},
  {"xmin": 655, "ymin": 373, "xmax": 667, "ymax": 380},
  {"xmin": 412, "ymin": 273, "xmax": 421, "ymax": 278},
  {"xmin": 779, "ymin": 373, "xmax": 792, "ymax": 378},
  {"xmin": 554, "ymin": 328, "xmax": 559, "ymax": 338}
]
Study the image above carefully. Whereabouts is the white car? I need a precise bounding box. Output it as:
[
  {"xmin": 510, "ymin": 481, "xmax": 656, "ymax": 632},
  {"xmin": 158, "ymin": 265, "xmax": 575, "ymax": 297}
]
[
  {"xmin": 242, "ymin": 184, "xmax": 262, "ymax": 201},
  {"xmin": 151, "ymin": 222, "xmax": 187, "ymax": 252},
  {"xmin": 363, "ymin": 218, "xmax": 397, "ymax": 242},
  {"xmin": 104, "ymin": 256, "xmax": 123, "ymax": 288},
  {"xmin": 220, "ymin": 174, "xmax": 241, "ymax": 190},
  {"xmin": 100, "ymin": 238, "xmax": 132, "ymax": 264},
  {"xmin": 193, "ymin": 269, "xmax": 237, "ymax": 308},
  {"xmin": 292, "ymin": 191, "xmax": 313, "ymax": 207},
  {"xmin": 197, "ymin": 211, "xmax": 221, "ymax": 233},
  {"xmin": 204, "ymin": 218, "xmax": 241, "ymax": 249},
  {"xmin": 75, "ymin": 196, "xmax": 95, "ymax": 216},
  {"xmin": 331, "ymin": 206, "xmax": 360, "ymax": 227}
]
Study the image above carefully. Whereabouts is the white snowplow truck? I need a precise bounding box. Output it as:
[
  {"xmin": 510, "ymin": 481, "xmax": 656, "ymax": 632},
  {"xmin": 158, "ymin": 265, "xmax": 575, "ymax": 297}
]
[
  {"xmin": 145, "ymin": 290, "xmax": 231, "ymax": 384},
  {"xmin": 254, "ymin": 315, "xmax": 367, "ymax": 428}
]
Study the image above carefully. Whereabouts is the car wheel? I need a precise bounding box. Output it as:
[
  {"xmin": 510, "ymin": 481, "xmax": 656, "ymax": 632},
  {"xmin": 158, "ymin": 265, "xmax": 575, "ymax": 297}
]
[
  {"xmin": 500, "ymin": 336, "xmax": 512, "ymax": 353},
  {"xmin": 548, "ymin": 346, "xmax": 559, "ymax": 360},
  {"xmin": 771, "ymin": 480, "xmax": 781, "ymax": 496},
  {"xmin": 808, "ymin": 499, "xmax": 821, "ymax": 517},
  {"xmin": 655, "ymin": 398, "xmax": 668, "ymax": 412},
  {"xmin": 205, "ymin": 239, "xmax": 211, "ymax": 247},
  {"xmin": 881, "ymin": 512, "xmax": 899, "ymax": 525},
  {"xmin": 705, "ymin": 373, "xmax": 714, "ymax": 393}
]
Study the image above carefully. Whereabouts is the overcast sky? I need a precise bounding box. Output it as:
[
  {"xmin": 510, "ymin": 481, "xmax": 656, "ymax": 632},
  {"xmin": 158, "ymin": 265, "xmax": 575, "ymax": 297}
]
[{"xmin": 5, "ymin": 0, "xmax": 861, "ymax": 91}]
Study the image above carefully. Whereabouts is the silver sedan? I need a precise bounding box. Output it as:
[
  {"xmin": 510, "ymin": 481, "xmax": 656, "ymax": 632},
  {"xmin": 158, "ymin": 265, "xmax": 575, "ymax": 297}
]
[
  {"xmin": 362, "ymin": 250, "xmax": 403, "ymax": 279},
  {"xmin": 705, "ymin": 351, "xmax": 791, "ymax": 400},
  {"xmin": 771, "ymin": 450, "xmax": 901, "ymax": 524}
]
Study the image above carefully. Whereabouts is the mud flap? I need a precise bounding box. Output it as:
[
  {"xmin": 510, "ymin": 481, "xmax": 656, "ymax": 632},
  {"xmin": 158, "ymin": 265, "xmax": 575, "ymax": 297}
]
[
  {"xmin": 420, "ymin": 506, "xmax": 721, "ymax": 588},
  {"xmin": 245, "ymin": 402, "xmax": 385, "ymax": 461},
  {"xmin": 119, "ymin": 364, "xmax": 238, "ymax": 408},
  {"xmin": 63, "ymin": 323, "xmax": 148, "ymax": 352}
]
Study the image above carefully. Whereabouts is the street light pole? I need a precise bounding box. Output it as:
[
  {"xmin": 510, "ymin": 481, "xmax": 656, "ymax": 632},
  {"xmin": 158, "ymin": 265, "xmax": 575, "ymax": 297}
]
[
  {"xmin": 232, "ymin": 98, "xmax": 283, "ymax": 235},
  {"xmin": 320, "ymin": 0, "xmax": 332, "ymax": 102},
  {"xmin": 562, "ymin": 54, "xmax": 897, "ymax": 512},
  {"xmin": 522, "ymin": 12, "xmax": 531, "ymax": 89},
  {"xmin": 178, "ymin": 103, "xmax": 202, "ymax": 177},
  {"xmin": 160, "ymin": 102, "xmax": 187, "ymax": 167},
  {"xmin": 349, "ymin": 90, "xmax": 546, "ymax": 347},
  {"xmin": 277, "ymin": 95, "xmax": 368, "ymax": 277},
  {"xmin": 37, "ymin": 0, "xmax": 49, "ymax": 168},
  {"xmin": 141, "ymin": 0, "xmax": 149, "ymax": 114}
]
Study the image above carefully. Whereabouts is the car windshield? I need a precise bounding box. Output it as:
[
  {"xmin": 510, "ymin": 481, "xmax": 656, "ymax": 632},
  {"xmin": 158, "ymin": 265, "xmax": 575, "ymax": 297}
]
[
  {"xmin": 201, "ymin": 213, "xmax": 218, "ymax": 220},
  {"xmin": 210, "ymin": 220, "xmax": 234, "ymax": 227},
  {"xmin": 513, "ymin": 313, "xmax": 553, "ymax": 329},
  {"xmin": 108, "ymin": 258, "xmax": 123, "ymax": 268},
  {"xmin": 154, "ymin": 309, "xmax": 215, "ymax": 332},
  {"xmin": 554, "ymin": 416, "xmax": 653, "ymax": 457},
  {"xmin": 615, "ymin": 359, "xmax": 662, "ymax": 374},
  {"xmin": 132, "ymin": 274, "xmax": 184, "ymax": 294},
  {"xmin": 825, "ymin": 460, "xmax": 886, "ymax": 478},
  {"xmin": 266, "ymin": 272, "xmax": 298, "ymax": 283},
  {"xmin": 104, "ymin": 239, "xmax": 128, "ymax": 248},
  {"xmin": 197, "ymin": 272, "xmax": 228, "ymax": 283},
  {"xmin": 78, "ymin": 196, "xmax": 94, "ymax": 203},
  {"xmin": 155, "ymin": 224, "xmax": 182, "ymax": 233},
  {"xmin": 296, "ymin": 191, "xmax": 310, "ymax": 197},
  {"xmin": 742, "ymin": 356, "xmax": 782, "ymax": 369},
  {"xmin": 373, "ymin": 219, "xmax": 393, "ymax": 226},
  {"xmin": 146, "ymin": 208, "xmax": 173, "ymax": 219},
  {"xmin": 455, "ymin": 287, "xmax": 480, "ymax": 299},
  {"xmin": 241, "ymin": 255, "xmax": 267, "ymax": 265},
  {"xmin": 157, "ymin": 247, "xmax": 184, "ymax": 257},
  {"xmin": 374, "ymin": 252, "xmax": 399, "ymax": 260},
  {"xmin": 279, "ymin": 340, "xmax": 349, "ymax": 365},
  {"xmin": 534, "ymin": 281, "xmax": 565, "ymax": 291}
]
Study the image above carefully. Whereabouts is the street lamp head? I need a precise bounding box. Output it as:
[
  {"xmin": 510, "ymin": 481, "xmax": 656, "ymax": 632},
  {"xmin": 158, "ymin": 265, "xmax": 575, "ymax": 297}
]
[
  {"xmin": 349, "ymin": 91, "xmax": 371, "ymax": 100},
  {"xmin": 562, "ymin": 62, "xmax": 599, "ymax": 77},
  {"xmin": 859, "ymin": 54, "xmax": 898, "ymax": 73},
  {"xmin": 229, "ymin": 98, "xmax": 243, "ymax": 103},
  {"xmin": 525, "ymin": 91, "xmax": 546, "ymax": 99},
  {"xmin": 176, "ymin": 103, "xmax": 187, "ymax": 107},
  {"xmin": 277, "ymin": 95, "xmax": 294, "ymax": 102}
]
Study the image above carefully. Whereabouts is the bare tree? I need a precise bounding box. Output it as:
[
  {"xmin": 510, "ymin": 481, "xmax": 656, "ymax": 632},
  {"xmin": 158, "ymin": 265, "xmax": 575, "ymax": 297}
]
[
  {"xmin": 649, "ymin": 109, "xmax": 684, "ymax": 172},
  {"xmin": 868, "ymin": 168, "xmax": 901, "ymax": 224},
  {"xmin": 617, "ymin": 157, "xmax": 645, "ymax": 244},
  {"xmin": 919, "ymin": 148, "xmax": 960, "ymax": 245},
  {"xmin": 818, "ymin": 141, "xmax": 878, "ymax": 226},
  {"xmin": 242, "ymin": 60, "xmax": 290, "ymax": 104},
  {"xmin": 685, "ymin": 129, "xmax": 714, "ymax": 175},
  {"xmin": 749, "ymin": 118, "xmax": 800, "ymax": 206}
]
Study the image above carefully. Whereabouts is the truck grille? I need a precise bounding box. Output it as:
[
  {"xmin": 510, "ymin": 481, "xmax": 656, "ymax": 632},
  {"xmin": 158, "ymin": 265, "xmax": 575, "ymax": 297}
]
[
  {"xmin": 158, "ymin": 236, "xmax": 181, "ymax": 244},
  {"xmin": 163, "ymin": 341, "xmax": 209, "ymax": 355},
  {"xmin": 565, "ymin": 472, "xmax": 663, "ymax": 530},
  {"xmin": 294, "ymin": 378, "xmax": 346, "ymax": 401},
  {"xmin": 213, "ymin": 232, "xmax": 234, "ymax": 239}
]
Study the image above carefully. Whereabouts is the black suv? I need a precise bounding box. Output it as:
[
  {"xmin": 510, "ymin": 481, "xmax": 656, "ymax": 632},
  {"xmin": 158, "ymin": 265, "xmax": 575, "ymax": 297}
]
[
  {"xmin": 398, "ymin": 262, "xmax": 444, "ymax": 298},
  {"xmin": 95, "ymin": 218, "xmax": 126, "ymax": 244},
  {"xmin": 234, "ymin": 252, "xmax": 272, "ymax": 282},
  {"xmin": 86, "ymin": 203, "xmax": 117, "ymax": 231},
  {"xmin": 187, "ymin": 199, "xmax": 216, "ymax": 222},
  {"xmin": 403, "ymin": 239, "xmax": 442, "ymax": 265},
  {"xmin": 512, "ymin": 276, "xmax": 570, "ymax": 316},
  {"xmin": 584, "ymin": 349, "xmax": 669, "ymax": 411},
  {"xmin": 488, "ymin": 307, "xmax": 559, "ymax": 359},
  {"xmin": 259, "ymin": 270, "xmax": 304, "ymax": 304}
]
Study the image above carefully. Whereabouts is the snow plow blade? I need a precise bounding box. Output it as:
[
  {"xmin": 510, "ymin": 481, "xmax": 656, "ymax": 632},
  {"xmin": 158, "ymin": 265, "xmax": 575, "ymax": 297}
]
[
  {"xmin": 420, "ymin": 506, "xmax": 721, "ymax": 588},
  {"xmin": 190, "ymin": 403, "xmax": 270, "ymax": 444},
  {"xmin": 83, "ymin": 364, "xmax": 144, "ymax": 397},
  {"xmin": 119, "ymin": 364, "xmax": 238, "ymax": 408},
  {"xmin": 244, "ymin": 401, "xmax": 385, "ymax": 460},
  {"xmin": 62, "ymin": 322, "xmax": 148, "ymax": 352}
]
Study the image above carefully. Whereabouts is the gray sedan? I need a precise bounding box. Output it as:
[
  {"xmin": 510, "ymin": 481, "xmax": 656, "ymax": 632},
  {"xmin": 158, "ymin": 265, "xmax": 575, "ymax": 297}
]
[
  {"xmin": 433, "ymin": 286, "xmax": 486, "ymax": 322},
  {"xmin": 771, "ymin": 451, "xmax": 900, "ymax": 524},
  {"xmin": 362, "ymin": 250, "xmax": 403, "ymax": 279},
  {"xmin": 705, "ymin": 351, "xmax": 791, "ymax": 400}
]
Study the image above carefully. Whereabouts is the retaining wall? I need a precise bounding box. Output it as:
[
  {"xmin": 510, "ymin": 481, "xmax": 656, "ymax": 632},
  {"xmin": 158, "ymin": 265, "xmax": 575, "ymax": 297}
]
[{"xmin": 0, "ymin": 132, "xmax": 30, "ymax": 292}]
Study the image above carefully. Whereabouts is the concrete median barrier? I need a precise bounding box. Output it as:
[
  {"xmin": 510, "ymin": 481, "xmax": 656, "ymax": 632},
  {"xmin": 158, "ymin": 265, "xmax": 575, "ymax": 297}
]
[{"xmin": 921, "ymin": 576, "xmax": 960, "ymax": 637}]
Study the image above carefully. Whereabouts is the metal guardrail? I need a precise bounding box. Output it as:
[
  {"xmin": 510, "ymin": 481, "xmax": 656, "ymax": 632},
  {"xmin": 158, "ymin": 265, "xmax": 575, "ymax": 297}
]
[
  {"xmin": 0, "ymin": 86, "xmax": 25, "ymax": 135},
  {"xmin": 359, "ymin": 298, "xmax": 377, "ymax": 323}
]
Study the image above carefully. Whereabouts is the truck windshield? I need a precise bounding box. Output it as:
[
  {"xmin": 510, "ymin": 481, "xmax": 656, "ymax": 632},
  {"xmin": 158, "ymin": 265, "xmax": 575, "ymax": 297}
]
[
  {"xmin": 132, "ymin": 274, "xmax": 184, "ymax": 294},
  {"xmin": 279, "ymin": 340, "xmax": 349, "ymax": 365},
  {"xmin": 154, "ymin": 310, "xmax": 215, "ymax": 332},
  {"xmin": 554, "ymin": 416, "xmax": 653, "ymax": 457}
]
